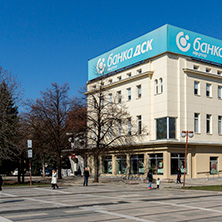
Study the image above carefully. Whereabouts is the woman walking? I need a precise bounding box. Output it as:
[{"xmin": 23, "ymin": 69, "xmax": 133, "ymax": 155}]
[{"xmin": 51, "ymin": 170, "xmax": 59, "ymax": 189}]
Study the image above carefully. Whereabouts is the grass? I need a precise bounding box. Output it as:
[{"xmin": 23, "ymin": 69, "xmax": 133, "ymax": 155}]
[
  {"xmin": 2, "ymin": 179, "xmax": 50, "ymax": 187},
  {"xmin": 3, "ymin": 183, "xmax": 50, "ymax": 187},
  {"xmin": 184, "ymin": 185, "xmax": 222, "ymax": 191}
]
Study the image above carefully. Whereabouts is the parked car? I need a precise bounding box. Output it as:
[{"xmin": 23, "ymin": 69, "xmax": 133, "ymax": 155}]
[
  {"xmin": 12, "ymin": 168, "xmax": 18, "ymax": 176},
  {"xmin": 12, "ymin": 169, "xmax": 30, "ymax": 176},
  {"xmin": 40, "ymin": 168, "xmax": 52, "ymax": 176}
]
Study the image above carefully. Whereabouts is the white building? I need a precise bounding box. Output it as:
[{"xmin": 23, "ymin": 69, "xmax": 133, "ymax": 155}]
[{"xmin": 86, "ymin": 25, "xmax": 222, "ymax": 180}]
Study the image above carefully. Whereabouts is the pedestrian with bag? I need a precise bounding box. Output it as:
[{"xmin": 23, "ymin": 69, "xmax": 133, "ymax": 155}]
[
  {"xmin": 51, "ymin": 169, "xmax": 59, "ymax": 189},
  {"xmin": 147, "ymin": 169, "xmax": 153, "ymax": 190},
  {"xmin": 177, "ymin": 168, "xmax": 182, "ymax": 184}
]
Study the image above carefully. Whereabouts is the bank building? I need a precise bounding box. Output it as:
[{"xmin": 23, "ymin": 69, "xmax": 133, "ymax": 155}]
[{"xmin": 85, "ymin": 24, "xmax": 222, "ymax": 180}]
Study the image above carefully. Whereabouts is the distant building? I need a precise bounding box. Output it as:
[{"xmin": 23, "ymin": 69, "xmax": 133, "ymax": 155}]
[{"xmin": 86, "ymin": 25, "xmax": 222, "ymax": 180}]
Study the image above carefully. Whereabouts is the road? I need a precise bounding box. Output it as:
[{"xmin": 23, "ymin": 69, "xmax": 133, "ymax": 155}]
[{"xmin": 1, "ymin": 182, "xmax": 222, "ymax": 221}]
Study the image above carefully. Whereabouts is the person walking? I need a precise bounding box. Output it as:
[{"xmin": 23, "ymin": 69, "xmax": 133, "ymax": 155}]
[
  {"xmin": 156, "ymin": 178, "xmax": 160, "ymax": 189},
  {"xmin": 0, "ymin": 175, "xmax": 2, "ymax": 191},
  {"xmin": 83, "ymin": 167, "xmax": 90, "ymax": 186},
  {"xmin": 147, "ymin": 169, "xmax": 153, "ymax": 190},
  {"xmin": 177, "ymin": 168, "xmax": 182, "ymax": 184},
  {"xmin": 51, "ymin": 170, "xmax": 59, "ymax": 189}
]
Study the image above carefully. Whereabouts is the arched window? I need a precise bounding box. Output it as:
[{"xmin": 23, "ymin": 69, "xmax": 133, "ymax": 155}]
[
  {"xmin": 160, "ymin": 78, "xmax": 163, "ymax": 93},
  {"xmin": 155, "ymin": 79, "xmax": 158, "ymax": 94}
]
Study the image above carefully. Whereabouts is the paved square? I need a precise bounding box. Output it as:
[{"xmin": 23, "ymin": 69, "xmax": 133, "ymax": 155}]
[{"xmin": 1, "ymin": 182, "xmax": 222, "ymax": 221}]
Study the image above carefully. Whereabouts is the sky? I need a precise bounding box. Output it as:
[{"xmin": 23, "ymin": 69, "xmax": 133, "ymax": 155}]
[{"xmin": 1, "ymin": 0, "xmax": 222, "ymax": 106}]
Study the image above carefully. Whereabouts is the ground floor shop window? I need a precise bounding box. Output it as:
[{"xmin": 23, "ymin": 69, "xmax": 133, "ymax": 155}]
[
  {"xmin": 116, "ymin": 155, "xmax": 127, "ymax": 174},
  {"xmin": 210, "ymin": 157, "xmax": 218, "ymax": 174},
  {"xmin": 102, "ymin": 156, "xmax": 112, "ymax": 174},
  {"xmin": 130, "ymin": 154, "xmax": 144, "ymax": 174},
  {"xmin": 148, "ymin": 154, "xmax": 164, "ymax": 175},
  {"xmin": 171, "ymin": 153, "xmax": 186, "ymax": 174}
]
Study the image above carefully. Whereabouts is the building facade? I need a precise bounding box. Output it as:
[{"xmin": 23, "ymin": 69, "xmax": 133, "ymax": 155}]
[{"xmin": 86, "ymin": 25, "xmax": 222, "ymax": 180}]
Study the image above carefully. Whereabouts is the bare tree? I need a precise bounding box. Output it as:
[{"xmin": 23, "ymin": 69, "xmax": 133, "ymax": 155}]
[
  {"xmin": 21, "ymin": 111, "xmax": 53, "ymax": 177},
  {"xmin": 25, "ymin": 82, "xmax": 71, "ymax": 179},
  {"xmin": 86, "ymin": 79, "xmax": 144, "ymax": 182}
]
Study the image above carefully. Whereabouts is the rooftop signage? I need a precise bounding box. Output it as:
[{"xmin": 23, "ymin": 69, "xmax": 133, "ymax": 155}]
[{"xmin": 88, "ymin": 25, "xmax": 222, "ymax": 81}]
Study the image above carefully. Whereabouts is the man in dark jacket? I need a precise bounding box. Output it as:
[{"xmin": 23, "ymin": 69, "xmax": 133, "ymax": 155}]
[
  {"xmin": 177, "ymin": 168, "xmax": 182, "ymax": 183},
  {"xmin": 83, "ymin": 167, "xmax": 90, "ymax": 186},
  {"xmin": 147, "ymin": 170, "xmax": 153, "ymax": 190},
  {"xmin": 0, "ymin": 175, "xmax": 2, "ymax": 191}
]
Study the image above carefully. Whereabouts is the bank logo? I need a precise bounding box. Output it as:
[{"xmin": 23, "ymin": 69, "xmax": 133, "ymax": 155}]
[
  {"xmin": 96, "ymin": 58, "xmax": 106, "ymax": 74},
  {"xmin": 176, "ymin": 32, "xmax": 191, "ymax": 52}
]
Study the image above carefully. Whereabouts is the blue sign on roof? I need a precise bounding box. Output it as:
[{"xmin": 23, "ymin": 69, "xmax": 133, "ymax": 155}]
[{"xmin": 88, "ymin": 25, "xmax": 222, "ymax": 81}]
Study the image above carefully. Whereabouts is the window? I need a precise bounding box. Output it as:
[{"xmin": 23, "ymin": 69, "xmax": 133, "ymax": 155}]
[
  {"xmin": 130, "ymin": 154, "xmax": 144, "ymax": 174},
  {"xmin": 127, "ymin": 118, "xmax": 132, "ymax": 136},
  {"xmin": 118, "ymin": 120, "xmax": 122, "ymax": 136},
  {"xmin": 102, "ymin": 156, "xmax": 112, "ymax": 174},
  {"xmin": 149, "ymin": 154, "xmax": 164, "ymax": 175},
  {"xmin": 127, "ymin": 88, "xmax": 131, "ymax": 101},
  {"xmin": 160, "ymin": 78, "xmax": 163, "ymax": 93},
  {"xmin": 194, "ymin": 81, "xmax": 199, "ymax": 95},
  {"xmin": 117, "ymin": 76, "xmax": 122, "ymax": 81},
  {"xmin": 101, "ymin": 96, "xmax": 104, "ymax": 108},
  {"xmin": 109, "ymin": 93, "xmax": 112, "ymax": 104},
  {"xmin": 156, "ymin": 117, "xmax": 176, "ymax": 139},
  {"xmin": 206, "ymin": 114, "xmax": 212, "ymax": 134},
  {"xmin": 137, "ymin": 115, "xmax": 142, "ymax": 135},
  {"xmin": 218, "ymin": 86, "xmax": 222, "ymax": 99},
  {"xmin": 206, "ymin": 68, "xmax": 211, "ymax": 73},
  {"xmin": 171, "ymin": 153, "xmax": 186, "ymax": 174},
  {"xmin": 137, "ymin": 69, "xmax": 142, "ymax": 74},
  {"xmin": 93, "ymin": 98, "xmax": 97, "ymax": 109},
  {"xmin": 155, "ymin": 79, "xmax": 158, "ymax": 94},
  {"xmin": 137, "ymin": 85, "xmax": 142, "ymax": 98},
  {"xmin": 116, "ymin": 155, "xmax": 127, "ymax": 174},
  {"xmin": 109, "ymin": 122, "xmax": 113, "ymax": 139},
  {"xmin": 127, "ymin": 73, "xmax": 131, "ymax": 77},
  {"xmin": 217, "ymin": 70, "xmax": 222, "ymax": 75},
  {"xmin": 117, "ymin": 91, "xmax": 121, "ymax": 103},
  {"xmin": 193, "ymin": 65, "xmax": 199, "ymax": 70},
  {"xmin": 206, "ymin": 83, "xmax": 211, "ymax": 97},
  {"xmin": 93, "ymin": 124, "xmax": 97, "ymax": 140},
  {"xmin": 210, "ymin": 157, "xmax": 218, "ymax": 175},
  {"xmin": 194, "ymin": 113, "xmax": 200, "ymax": 133},
  {"xmin": 109, "ymin": 79, "xmax": 113, "ymax": 84},
  {"xmin": 101, "ymin": 124, "xmax": 104, "ymax": 137},
  {"xmin": 218, "ymin": 116, "xmax": 222, "ymax": 135}
]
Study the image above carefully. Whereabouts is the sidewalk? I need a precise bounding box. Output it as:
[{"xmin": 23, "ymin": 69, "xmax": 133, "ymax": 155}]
[
  {"xmin": 3, "ymin": 175, "xmax": 222, "ymax": 189},
  {"xmin": 59, "ymin": 176, "xmax": 222, "ymax": 190}
]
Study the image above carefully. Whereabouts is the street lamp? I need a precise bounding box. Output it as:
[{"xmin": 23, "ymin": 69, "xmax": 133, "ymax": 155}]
[{"xmin": 181, "ymin": 130, "xmax": 194, "ymax": 188}]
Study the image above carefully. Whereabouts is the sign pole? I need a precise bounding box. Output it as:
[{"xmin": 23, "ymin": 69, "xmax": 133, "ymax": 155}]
[
  {"xmin": 27, "ymin": 140, "xmax": 33, "ymax": 186},
  {"xmin": 29, "ymin": 159, "xmax": 32, "ymax": 186}
]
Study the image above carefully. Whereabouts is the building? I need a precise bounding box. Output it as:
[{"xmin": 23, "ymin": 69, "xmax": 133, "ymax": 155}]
[{"xmin": 86, "ymin": 24, "xmax": 222, "ymax": 180}]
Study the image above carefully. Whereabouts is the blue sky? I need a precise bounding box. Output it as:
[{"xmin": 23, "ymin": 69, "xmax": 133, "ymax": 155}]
[{"xmin": 1, "ymin": 0, "xmax": 222, "ymax": 104}]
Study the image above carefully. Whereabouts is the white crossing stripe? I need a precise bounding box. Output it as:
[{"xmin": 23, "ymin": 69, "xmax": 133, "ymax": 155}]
[
  {"xmin": 153, "ymin": 201, "xmax": 222, "ymax": 214},
  {"xmin": 6, "ymin": 213, "xmax": 48, "ymax": 219},
  {"xmin": 80, "ymin": 207, "xmax": 154, "ymax": 222},
  {"xmin": 0, "ymin": 216, "xmax": 13, "ymax": 222}
]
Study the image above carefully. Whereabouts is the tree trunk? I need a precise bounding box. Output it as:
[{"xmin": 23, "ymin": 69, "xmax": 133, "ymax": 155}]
[
  {"xmin": 58, "ymin": 155, "xmax": 62, "ymax": 179},
  {"xmin": 17, "ymin": 160, "xmax": 21, "ymax": 183},
  {"xmin": 21, "ymin": 158, "xmax": 24, "ymax": 183},
  {"xmin": 42, "ymin": 161, "xmax": 45, "ymax": 177},
  {"xmin": 93, "ymin": 155, "xmax": 99, "ymax": 183}
]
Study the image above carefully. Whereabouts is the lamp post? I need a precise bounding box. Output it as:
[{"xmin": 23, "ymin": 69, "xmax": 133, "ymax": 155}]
[{"xmin": 181, "ymin": 131, "xmax": 194, "ymax": 188}]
